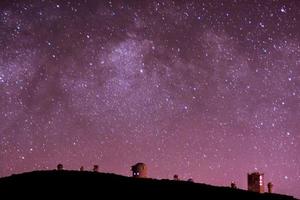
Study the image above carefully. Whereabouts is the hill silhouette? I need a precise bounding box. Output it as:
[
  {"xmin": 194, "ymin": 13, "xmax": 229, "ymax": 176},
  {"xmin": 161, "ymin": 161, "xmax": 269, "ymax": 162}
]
[{"xmin": 0, "ymin": 170, "xmax": 296, "ymax": 199}]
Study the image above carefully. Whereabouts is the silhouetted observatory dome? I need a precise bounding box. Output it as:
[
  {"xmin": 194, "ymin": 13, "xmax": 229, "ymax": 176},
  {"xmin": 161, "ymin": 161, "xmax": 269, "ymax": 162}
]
[
  {"xmin": 57, "ymin": 164, "xmax": 63, "ymax": 171},
  {"xmin": 131, "ymin": 163, "xmax": 147, "ymax": 178}
]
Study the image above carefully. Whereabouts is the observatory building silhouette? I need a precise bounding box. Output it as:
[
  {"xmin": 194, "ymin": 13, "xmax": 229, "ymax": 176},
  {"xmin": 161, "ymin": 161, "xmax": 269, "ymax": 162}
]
[
  {"xmin": 57, "ymin": 164, "xmax": 63, "ymax": 171},
  {"xmin": 131, "ymin": 163, "xmax": 147, "ymax": 178},
  {"xmin": 267, "ymin": 182, "xmax": 274, "ymax": 193},
  {"xmin": 248, "ymin": 172, "xmax": 264, "ymax": 193}
]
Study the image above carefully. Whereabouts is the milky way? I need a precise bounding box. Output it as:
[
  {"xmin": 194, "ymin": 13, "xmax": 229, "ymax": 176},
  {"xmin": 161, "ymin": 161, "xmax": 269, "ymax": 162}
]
[{"xmin": 0, "ymin": 0, "xmax": 300, "ymax": 197}]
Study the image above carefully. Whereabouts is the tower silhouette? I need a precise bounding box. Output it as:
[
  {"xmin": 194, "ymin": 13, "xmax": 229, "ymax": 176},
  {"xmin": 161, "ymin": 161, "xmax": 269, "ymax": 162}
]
[{"xmin": 248, "ymin": 172, "xmax": 264, "ymax": 193}]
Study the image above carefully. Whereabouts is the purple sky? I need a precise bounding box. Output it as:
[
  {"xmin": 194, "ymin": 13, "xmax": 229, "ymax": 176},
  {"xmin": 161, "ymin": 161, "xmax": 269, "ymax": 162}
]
[{"xmin": 0, "ymin": 0, "xmax": 300, "ymax": 198}]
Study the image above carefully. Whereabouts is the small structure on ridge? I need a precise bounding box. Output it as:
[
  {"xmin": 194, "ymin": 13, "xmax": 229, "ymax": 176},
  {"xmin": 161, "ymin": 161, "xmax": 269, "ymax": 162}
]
[{"xmin": 131, "ymin": 163, "xmax": 147, "ymax": 178}]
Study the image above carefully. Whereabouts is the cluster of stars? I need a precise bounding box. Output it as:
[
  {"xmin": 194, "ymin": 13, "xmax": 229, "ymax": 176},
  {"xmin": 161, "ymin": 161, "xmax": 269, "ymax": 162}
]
[{"xmin": 0, "ymin": 0, "xmax": 300, "ymax": 198}]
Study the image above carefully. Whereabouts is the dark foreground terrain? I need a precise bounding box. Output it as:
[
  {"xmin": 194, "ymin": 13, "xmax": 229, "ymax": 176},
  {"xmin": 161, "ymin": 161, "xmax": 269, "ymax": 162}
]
[{"xmin": 0, "ymin": 170, "xmax": 296, "ymax": 199}]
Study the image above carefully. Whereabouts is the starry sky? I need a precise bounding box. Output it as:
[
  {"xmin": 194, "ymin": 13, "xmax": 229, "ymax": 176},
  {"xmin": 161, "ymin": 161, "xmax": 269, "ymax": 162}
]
[{"xmin": 0, "ymin": 0, "xmax": 300, "ymax": 197}]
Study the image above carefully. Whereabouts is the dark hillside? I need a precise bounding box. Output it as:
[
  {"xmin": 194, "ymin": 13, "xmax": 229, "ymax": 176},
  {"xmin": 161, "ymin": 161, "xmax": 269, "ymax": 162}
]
[{"xmin": 0, "ymin": 170, "xmax": 296, "ymax": 199}]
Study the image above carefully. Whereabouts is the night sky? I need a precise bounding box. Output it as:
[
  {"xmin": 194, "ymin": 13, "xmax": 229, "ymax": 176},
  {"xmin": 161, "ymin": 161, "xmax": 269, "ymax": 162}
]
[{"xmin": 0, "ymin": 0, "xmax": 300, "ymax": 197}]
